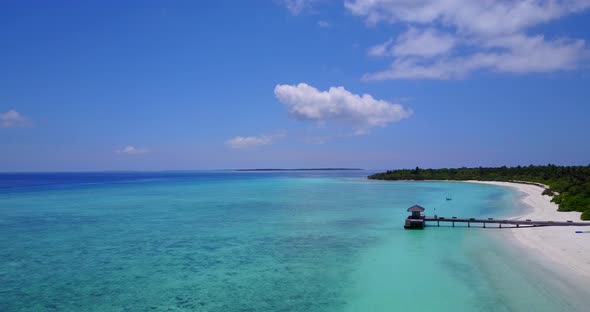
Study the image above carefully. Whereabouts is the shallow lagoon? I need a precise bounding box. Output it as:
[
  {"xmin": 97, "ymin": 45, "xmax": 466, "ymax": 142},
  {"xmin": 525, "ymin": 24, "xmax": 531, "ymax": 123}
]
[{"xmin": 0, "ymin": 171, "xmax": 587, "ymax": 311}]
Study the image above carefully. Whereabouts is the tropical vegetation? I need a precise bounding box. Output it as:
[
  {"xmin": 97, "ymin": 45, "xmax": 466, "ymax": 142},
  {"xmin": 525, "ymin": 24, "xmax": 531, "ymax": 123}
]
[{"xmin": 368, "ymin": 165, "xmax": 590, "ymax": 220}]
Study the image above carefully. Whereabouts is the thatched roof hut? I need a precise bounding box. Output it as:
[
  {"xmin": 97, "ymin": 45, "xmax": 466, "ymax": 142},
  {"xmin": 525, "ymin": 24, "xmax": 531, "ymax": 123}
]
[{"xmin": 407, "ymin": 205, "xmax": 426, "ymax": 212}]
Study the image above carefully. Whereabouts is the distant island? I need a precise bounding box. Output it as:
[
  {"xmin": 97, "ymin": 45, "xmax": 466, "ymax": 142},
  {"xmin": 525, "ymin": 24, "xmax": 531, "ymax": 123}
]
[
  {"xmin": 368, "ymin": 165, "xmax": 590, "ymax": 220},
  {"xmin": 236, "ymin": 168, "xmax": 363, "ymax": 171}
]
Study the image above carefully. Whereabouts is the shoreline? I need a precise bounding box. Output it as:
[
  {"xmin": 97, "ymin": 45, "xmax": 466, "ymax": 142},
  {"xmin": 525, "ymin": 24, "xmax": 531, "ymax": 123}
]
[{"xmin": 465, "ymin": 180, "xmax": 590, "ymax": 280}]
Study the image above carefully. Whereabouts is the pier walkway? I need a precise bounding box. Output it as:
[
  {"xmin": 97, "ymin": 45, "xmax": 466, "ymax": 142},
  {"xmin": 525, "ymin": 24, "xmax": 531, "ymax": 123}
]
[
  {"xmin": 423, "ymin": 216, "xmax": 590, "ymax": 228},
  {"xmin": 403, "ymin": 205, "xmax": 590, "ymax": 229}
]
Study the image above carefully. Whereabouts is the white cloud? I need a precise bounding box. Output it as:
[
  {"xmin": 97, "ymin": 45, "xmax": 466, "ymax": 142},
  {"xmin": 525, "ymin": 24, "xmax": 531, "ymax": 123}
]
[
  {"xmin": 116, "ymin": 146, "xmax": 148, "ymax": 155},
  {"xmin": 0, "ymin": 110, "xmax": 30, "ymax": 128},
  {"xmin": 345, "ymin": 0, "xmax": 590, "ymax": 35},
  {"xmin": 281, "ymin": 0, "xmax": 315, "ymax": 15},
  {"xmin": 226, "ymin": 133, "xmax": 286, "ymax": 149},
  {"xmin": 484, "ymin": 34, "xmax": 586, "ymax": 73},
  {"xmin": 274, "ymin": 83, "xmax": 412, "ymax": 133},
  {"xmin": 318, "ymin": 20, "xmax": 331, "ymax": 28},
  {"xmin": 365, "ymin": 35, "xmax": 586, "ymax": 80},
  {"xmin": 347, "ymin": 0, "xmax": 590, "ymax": 79},
  {"xmin": 368, "ymin": 39, "xmax": 394, "ymax": 57},
  {"xmin": 370, "ymin": 27, "xmax": 456, "ymax": 58}
]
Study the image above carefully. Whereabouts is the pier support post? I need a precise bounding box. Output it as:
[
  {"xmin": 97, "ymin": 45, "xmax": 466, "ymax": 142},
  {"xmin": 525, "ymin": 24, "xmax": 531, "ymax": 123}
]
[
  {"xmin": 437, "ymin": 220, "xmax": 439, "ymax": 227},
  {"xmin": 499, "ymin": 223, "xmax": 502, "ymax": 228},
  {"xmin": 468, "ymin": 222, "xmax": 470, "ymax": 228},
  {"xmin": 483, "ymin": 223, "xmax": 486, "ymax": 228},
  {"xmin": 452, "ymin": 221, "xmax": 454, "ymax": 227},
  {"xmin": 517, "ymin": 224, "xmax": 519, "ymax": 228}
]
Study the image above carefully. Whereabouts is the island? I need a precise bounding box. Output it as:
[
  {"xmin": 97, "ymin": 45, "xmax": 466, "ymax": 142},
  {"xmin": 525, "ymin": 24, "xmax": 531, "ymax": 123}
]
[{"xmin": 368, "ymin": 165, "xmax": 590, "ymax": 220}]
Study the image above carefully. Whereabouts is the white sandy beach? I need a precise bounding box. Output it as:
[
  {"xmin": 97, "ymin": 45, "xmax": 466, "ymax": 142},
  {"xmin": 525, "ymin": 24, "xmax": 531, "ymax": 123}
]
[{"xmin": 468, "ymin": 181, "xmax": 590, "ymax": 280}]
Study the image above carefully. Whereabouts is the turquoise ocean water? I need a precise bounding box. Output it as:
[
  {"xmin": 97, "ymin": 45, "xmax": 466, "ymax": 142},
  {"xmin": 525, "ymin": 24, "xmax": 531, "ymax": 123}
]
[{"xmin": 0, "ymin": 171, "xmax": 588, "ymax": 311}]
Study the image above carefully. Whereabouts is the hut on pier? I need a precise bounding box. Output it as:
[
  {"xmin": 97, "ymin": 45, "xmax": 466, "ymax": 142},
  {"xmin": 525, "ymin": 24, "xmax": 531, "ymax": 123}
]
[{"xmin": 404, "ymin": 205, "xmax": 426, "ymax": 229}]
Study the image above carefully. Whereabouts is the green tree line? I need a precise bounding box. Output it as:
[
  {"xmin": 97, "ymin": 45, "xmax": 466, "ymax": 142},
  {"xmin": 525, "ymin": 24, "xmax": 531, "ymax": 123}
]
[{"xmin": 368, "ymin": 165, "xmax": 590, "ymax": 220}]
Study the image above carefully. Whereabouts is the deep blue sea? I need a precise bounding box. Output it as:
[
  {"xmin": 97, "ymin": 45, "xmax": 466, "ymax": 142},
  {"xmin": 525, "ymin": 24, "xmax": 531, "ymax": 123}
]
[{"xmin": 0, "ymin": 171, "xmax": 588, "ymax": 311}]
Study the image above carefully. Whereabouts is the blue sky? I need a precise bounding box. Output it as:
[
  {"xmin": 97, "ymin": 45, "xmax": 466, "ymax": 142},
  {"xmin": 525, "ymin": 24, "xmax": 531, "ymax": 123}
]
[{"xmin": 1, "ymin": 0, "xmax": 590, "ymax": 171}]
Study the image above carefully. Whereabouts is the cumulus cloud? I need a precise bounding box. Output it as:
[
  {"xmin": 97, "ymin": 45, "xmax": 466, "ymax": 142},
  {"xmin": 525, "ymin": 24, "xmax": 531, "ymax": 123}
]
[
  {"xmin": 274, "ymin": 83, "xmax": 412, "ymax": 133},
  {"xmin": 347, "ymin": 0, "xmax": 590, "ymax": 79},
  {"xmin": 226, "ymin": 133, "xmax": 286, "ymax": 149},
  {"xmin": 116, "ymin": 146, "xmax": 148, "ymax": 155},
  {"xmin": 0, "ymin": 110, "xmax": 30, "ymax": 128}
]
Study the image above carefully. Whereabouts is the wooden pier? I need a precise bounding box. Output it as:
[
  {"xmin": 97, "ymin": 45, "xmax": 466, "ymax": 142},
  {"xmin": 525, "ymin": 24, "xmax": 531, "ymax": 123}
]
[
  {"xmin": 423, "ymin": 216, "xmax": 590, "ymax": 228},
  {"xmin": 404, "ymin": 205, "xmax": 590, "ymax": 229}
]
